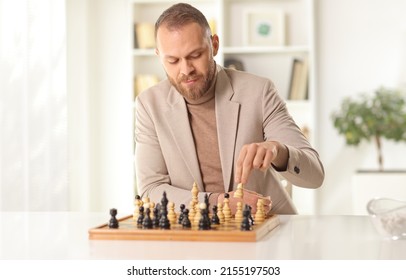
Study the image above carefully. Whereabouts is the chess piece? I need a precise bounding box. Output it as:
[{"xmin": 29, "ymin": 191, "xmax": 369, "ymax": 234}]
[
  {"xmin": 142, "ymin": 208, "xmax": 153, "ymax": 229},
  {"xmin": 168, "ymin": 201, "xmax": 177, "ymax": 225},
  {"xmin": 241, "ymin": 205, "xmax": 252, "ymax": 231},
  {"xmin": 211, "ymin": 205, "xmax": 220, "ymax": 225},
  {"xmin": 198, "ymin": 204, "xmax": 211, "ymax": 230},
  {"xmin": 222, "ymin": 193, "xmax": 231, "ymax": 222},
  {"xmin": 193, "ymin": 202, "xmax": 204, "ymax": 226},
  {"xmin": 188, "ymin": 200, "xmax": 196, "ymax": 221},
  {"xmin": 234, "ymin": 183, "xmax": 244, "ymax": 199},
  {"xmin": 217, "ymin": 202, "xmax": 225, "ymax": 224},
  {"xmin": 182, "ymin": 209, "xmax": 191, "ymax": 228},
  {"xmin": 191, "ymin": 182, "xmax": 199, "ymax": 205},
  {"xmin": 152, "ymin": 207, "xmax": 160, "ymax": 228},
  {"xmin": 133, "ymin": 195, "xmax": 142, "ymax": 221},
  {"xmin": 204, "ymin": 193, "xmax": 210, "ymax": 214},
  {"xmin": 254, "ymin": 199, "xmax": 265, "ymax": 224},
  {"xmin": 159, "ymin": 191, "xmax": 170, "ymax": 229},
  {"xmin": 149, "ymin": 201, "xmax": 155, "ymax": 220},
  {"xmin": 235, "ymin": 201, "xmax": 243, "ymax": 223},
  {"xmin": 137, "ymin": 206, "xmax": 145, "ymax": 226},
  {"xmin": 178, "ymin": 204, "xmax": 186, "ymax": 224},
  {"xmin": 108, "ymin": 208, "xmax": 119, "ymax": 229}
]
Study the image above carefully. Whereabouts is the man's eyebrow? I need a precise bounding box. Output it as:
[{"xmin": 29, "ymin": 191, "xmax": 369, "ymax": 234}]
[{"xmin": 163, "ymin": 47, "xmax": 205, "ymax": 60}]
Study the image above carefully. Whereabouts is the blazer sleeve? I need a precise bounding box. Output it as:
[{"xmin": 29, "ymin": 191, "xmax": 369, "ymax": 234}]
[{"xmin": 262, "ymin": 80, "xmax": 325, "ymax": 188}]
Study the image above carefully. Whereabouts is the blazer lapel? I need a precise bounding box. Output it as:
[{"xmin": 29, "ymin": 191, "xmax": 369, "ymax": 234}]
[
  {"xmin": 215, "ymin": 69, "xmax": 240, "ymax": 192},
  {"xmin": 165, "ymin": 88, "xmax": 204, "ymax": 191}
]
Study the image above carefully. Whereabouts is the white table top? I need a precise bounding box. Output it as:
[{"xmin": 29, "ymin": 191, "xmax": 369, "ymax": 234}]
[{"xmin": 0, "ymin": 212, "xmax": 405, "ymax": 260}]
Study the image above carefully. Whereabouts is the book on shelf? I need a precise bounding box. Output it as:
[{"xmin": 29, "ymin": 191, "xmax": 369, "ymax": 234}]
[
  {"xmin": 134, "ymin": 74, "xmax": 159, "ymax": 97},
  {"xmin": 134, "ymin": 22, "xmax": 155, "ymax": 49},
  {"xmin": 288, "ymin": 58, "xmax": 309, "ymax": 100}
]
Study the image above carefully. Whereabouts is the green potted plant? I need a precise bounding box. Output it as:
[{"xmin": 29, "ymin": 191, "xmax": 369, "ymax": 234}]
[
  {"xmin": 331, "ymin": 87, "xmax": 406, "ymax": 214},
  {"xmin": 332, "ymin": 87, "xmax": 406, "ymax": 171}
]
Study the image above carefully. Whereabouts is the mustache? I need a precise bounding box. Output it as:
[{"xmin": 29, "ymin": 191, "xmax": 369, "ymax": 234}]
[{"xmin": 178, "ymin": 74, "xmax": 201, "ymax": 83}]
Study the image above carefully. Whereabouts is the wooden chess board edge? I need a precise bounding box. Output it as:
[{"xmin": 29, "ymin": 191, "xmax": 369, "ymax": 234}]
[{"xmin": 88, "ymin": 215, "xmax": 280, "ymax": 242}]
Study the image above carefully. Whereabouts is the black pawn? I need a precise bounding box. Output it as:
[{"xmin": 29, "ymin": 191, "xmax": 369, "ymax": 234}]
[
  {"xmin": 152, "ymin": 207, "xmax": 160, "ymax": 228},
  {"xmin": 248, "ymin": 205, "xmax": 255, "ymax": 225},
  {"xmin": 198, "ymin": 208, "xmax": 211, "ymax": 230},
  {"xmin": 178, "ymin": 204, "xmax": 185, "ymax": 224},
  {"xmin": 241, "ymin": 205, "xmax": 252, "ymax": 231},
  {"xmin": 142, "ymin": 208, "xmax": 153, "ymax": 229},
  {"xmin": 108, "ymin": 208, "xmax": 119, "ymax": 229},
  {"xmin": 182, "ymin": 209, "xmax": 191, "ymax": 228},
  {"xmin": 211, "ymin": 205, "xmax": 220, "ymax": 225},
  {"xmin": 137, "ymin": 206, "xmax": 145, "ymax": 226}
]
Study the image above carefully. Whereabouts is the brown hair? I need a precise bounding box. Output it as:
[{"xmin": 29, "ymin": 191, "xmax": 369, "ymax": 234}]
[{"xmin": 155, "ymin": 3, "xmax": 212, "ymax": 39}]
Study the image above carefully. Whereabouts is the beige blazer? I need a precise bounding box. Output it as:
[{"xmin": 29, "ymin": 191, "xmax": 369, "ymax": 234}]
[{"xmin": 135, "ymin": 65, "xmax": 324, "ymax": 214}]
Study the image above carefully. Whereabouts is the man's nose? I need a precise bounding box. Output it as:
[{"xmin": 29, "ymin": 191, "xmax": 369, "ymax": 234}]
[{"xmin": 180, "ymin": 59, "xmax": 194, "ymax": 76}]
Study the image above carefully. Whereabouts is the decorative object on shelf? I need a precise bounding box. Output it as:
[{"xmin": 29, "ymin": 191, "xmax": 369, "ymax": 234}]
[
  {"xmin": 288, "ymin": 58, "xmax": 308, "ymax": 100},
  {"xmin": 367, "ymin": 197, "xmax": 406, "ymax": 240},
  {"xmin": 224, "ymin": 58, "xmax": 245, "ymax": 71},
  {"xmin": 134, "ymin": 74, "xmax": 159, "ymax": 97},
  {"xmin": 331, "ymin": 87, "xmax": 406, "ymax": 171},
  {"xmin": 134, "ymin": 22, "xmax": 155, "ymax": 49},
  {"xmin": 243, "ymin": 10, "xmax": 285, "ymax": 46}
]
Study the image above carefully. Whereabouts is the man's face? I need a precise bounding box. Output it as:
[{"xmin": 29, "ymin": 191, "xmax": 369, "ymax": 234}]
[{"xmin": 155, "ymin": 22, "xmax": 219, "ymax": 100}]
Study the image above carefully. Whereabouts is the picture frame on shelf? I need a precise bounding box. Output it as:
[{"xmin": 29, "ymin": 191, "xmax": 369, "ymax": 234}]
[{"xmin": 243, "ymin": 10, "xmax": 285, "ymax": 46}]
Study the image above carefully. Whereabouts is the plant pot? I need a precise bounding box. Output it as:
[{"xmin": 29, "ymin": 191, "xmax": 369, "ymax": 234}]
[{"xmin": 352, "ymin": 170, "xmax": 406, "ymax": 215}]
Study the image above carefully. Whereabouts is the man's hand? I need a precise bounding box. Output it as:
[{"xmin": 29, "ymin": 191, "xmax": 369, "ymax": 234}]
[
  {"xmin": 217, "ymin": 189, "xmax": 272, "ymax": 214},
  {"xmin": 234, "ymin": 141, "xmax": 288, "ymax": 184}
]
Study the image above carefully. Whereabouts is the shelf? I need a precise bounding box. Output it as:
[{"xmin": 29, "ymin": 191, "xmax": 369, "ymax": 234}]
[{"xmin": 223, "ymin": 45, "xmax": 310, "ymax": 55}]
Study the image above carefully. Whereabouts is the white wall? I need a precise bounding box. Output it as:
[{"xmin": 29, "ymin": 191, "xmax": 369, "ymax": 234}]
[{"xmin": 316, "ymin": 0, "xmax": 406, "ymax": 214}]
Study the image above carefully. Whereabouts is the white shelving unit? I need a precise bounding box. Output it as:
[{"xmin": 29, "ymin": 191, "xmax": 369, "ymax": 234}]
[{"xmin": 130, "ymin": 0, "xmax": 318, "ymax": 213}]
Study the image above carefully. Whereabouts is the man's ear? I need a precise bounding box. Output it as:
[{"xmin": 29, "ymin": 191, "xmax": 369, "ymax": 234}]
[{"xmin": 211, "ymin": 34, "xmax": 220, "ymax": 56}]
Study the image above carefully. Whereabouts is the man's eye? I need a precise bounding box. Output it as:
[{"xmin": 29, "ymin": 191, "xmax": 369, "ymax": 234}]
[
  {"xmin": 191, "ymin": 53, "xmax": 201, "ymax": 59},
  {"xmin": 167, "ymin": 59, "xmax": 178, "ymax": 64}
]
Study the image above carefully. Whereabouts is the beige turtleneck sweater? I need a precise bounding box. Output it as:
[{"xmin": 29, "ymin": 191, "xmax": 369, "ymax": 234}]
[{"xmin": 184, "ymin": 78, "xmax": 224, "ymax": 199}]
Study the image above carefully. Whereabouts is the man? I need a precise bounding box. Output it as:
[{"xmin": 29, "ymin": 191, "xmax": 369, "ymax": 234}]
[{"xmin": 135, "ymin": 3, "xmax": 324, "ymax": 214}]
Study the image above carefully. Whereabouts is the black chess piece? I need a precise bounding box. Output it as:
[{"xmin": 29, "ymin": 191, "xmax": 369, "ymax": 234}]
[
  {"xmin": 211, "ymin": 205, "xmax": 220, "ymax": 225},
  {"xmin": 248, "ymin": 205, "xmax": 255, "ymax": 225},
  {"xmin": 241, "ymin": 205, "xmax": 252, "ymax": 231},
  {"xmin": 152, "ymin": 207, "xmax": 160, "ymax": 228},
  {"xmin": 137, "ymin": 206, "xmax": 145, "ymax": 226},
  {"xmin": 204, "ymin": 193, "xmax": 210, "ymax": 214},
  {"xmin": 159, "ymin": 191, "xmax": 170, "ymax": 229},
  {"xmin": 182, "ymin": 209, "xmax": 191, "ymax": 228},
  {"xmin": 108, "ymin": 208, "xmax": 119, "ymax": 229},
  {"xmin": 198, "ymin": 208, "xmax": 211, "ymax": 230},
  {"xmin": 178, "ymin": 204, "xmax": 185, "ymax": 224},
  {"xmin": 142, "ymin": 208, "xmax": 153, "ymax": 229}
]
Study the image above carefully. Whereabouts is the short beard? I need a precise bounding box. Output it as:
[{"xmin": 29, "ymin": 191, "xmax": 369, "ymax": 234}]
[{"xmin": 168, "ymin": 61, "xmax": 216, "ymax": 101}]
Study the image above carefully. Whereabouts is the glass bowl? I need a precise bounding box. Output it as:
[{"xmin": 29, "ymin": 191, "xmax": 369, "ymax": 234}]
[{"xmin": 367, "ymin": 197, "xmax": 406, "ymax": 240}]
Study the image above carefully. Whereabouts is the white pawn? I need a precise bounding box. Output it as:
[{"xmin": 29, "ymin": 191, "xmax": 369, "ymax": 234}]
[
  {"xmin": 194, "ymin": 203, "xmax": 204, "ymax": 226},
  {"xmin": 168, "ymin": 201, "xmax": 177, "ymax": 225},
  {"xmin": 255, "ymin": 199, "xmax": 265, "ymax": 224},
  {"xmin": 188, "ymin": 200, "xmax": 196, "ymax": 222},
  {"xmin": 217, "ymin": 202, "xmax": 225, "ymax": 224},
  {"xmin": 222, "ymin": 194, "xmax": 231, "ymax": 222},
  {"xmin": 149, "ymin": 201, "xmax": 155, "ymax": 220},
  {"xmin": 235, "ymin": 201, "xmax": 243, "ymax": 222}
]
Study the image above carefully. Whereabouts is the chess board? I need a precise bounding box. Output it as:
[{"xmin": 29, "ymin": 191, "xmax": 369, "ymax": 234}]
[{"xmin": 88, "ymin": 214, "xmax": 279, "ymax": 242}]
